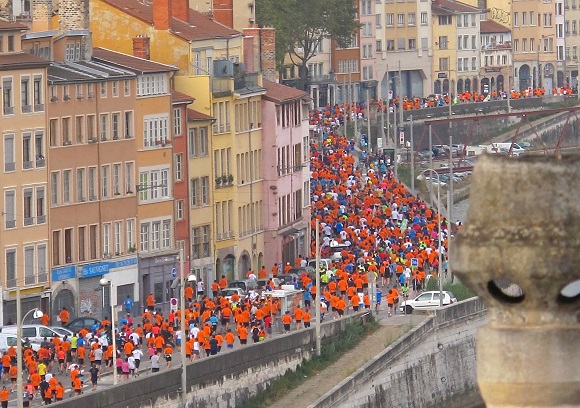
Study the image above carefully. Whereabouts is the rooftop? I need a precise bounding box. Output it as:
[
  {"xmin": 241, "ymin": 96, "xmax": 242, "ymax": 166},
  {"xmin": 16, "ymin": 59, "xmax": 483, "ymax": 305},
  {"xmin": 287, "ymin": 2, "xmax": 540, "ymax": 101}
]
[
  {"xmin": 172, "ymin": 90, "xmax": 194, "ymax": 104},
  {"xmin": 187, "ymin": 108, "xmax": 213, "ymax": 121},
  {"xmin": 0, "ymin": 52, "xmax": 50, "ymax": 70},
  {"xmin": 100, "ymin": 0, "xmax": 241, "ymax": 42},
  {"xmin": 0, "ymin": 18, "xmax": 29, "ymax": 31},
  {"xmin": 480, "ymin": 20, "xmax": 511, "ymax": 34},
  {"xmin": 433, "ymin": 0, "xmax": 481, "ymax": 14},
  {"xmin": 92, "ymin": 47, "xmax": 178, "ymax": 74},
  {"xmin": 263, "ymin": 80, "xmax": 309, "ymax": 104},
  {"xmin": 47, "ymin": 59, "xmax": 135, "ymax": 84}
]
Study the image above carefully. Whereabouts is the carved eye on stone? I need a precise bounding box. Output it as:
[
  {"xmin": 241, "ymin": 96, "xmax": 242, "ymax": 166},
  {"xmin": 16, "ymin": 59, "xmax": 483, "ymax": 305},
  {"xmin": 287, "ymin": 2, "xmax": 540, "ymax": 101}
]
[
  {"xmin": 558, "ymin": 279, "xmax": 580, "ymax": 304},
  {"xmin": 487, "ymin": 279, "xmax": 525, "ymax": 304}
]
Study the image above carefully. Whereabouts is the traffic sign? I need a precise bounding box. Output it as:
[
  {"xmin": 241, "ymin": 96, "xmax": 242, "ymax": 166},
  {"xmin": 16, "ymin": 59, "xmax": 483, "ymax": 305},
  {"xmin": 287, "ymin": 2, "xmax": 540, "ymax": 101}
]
[
  {"xmin": 171, "ymin": 267, "xmax": 177, "ymax": 278},
  {"xmin": 411, "ymin": 258, "xmax": 419, "ymax": 267},
  {"xmin": 170, "ymin": 297, "xmax": 178, "ymax": 312}
]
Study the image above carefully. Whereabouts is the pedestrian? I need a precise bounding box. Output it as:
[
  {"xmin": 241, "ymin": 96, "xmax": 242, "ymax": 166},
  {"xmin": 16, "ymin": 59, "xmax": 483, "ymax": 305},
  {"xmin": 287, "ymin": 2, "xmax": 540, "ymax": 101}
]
[
  {"xmin": 132, "ymin": 348, "xmax": 143, "ymax": 376},
  {"xmin": 164, "ymin": 344, "xmax": 173, "ymax": 368},
  {"xmin": 150, "ymin": 351, "xmax": 160, "ymax": 373},
  {"xmin": 0, "ymin": 386, "xmax": 8, "ymax": 408},
  {"xmin": 127, "ymin": 355, "xmax": 136, "ymax": 377},
  {"xmin": 59, "ymin": 307, "xmax": 70, "ymax": 327},
  {"xmin": 72, "ymin": 374, "xmax": 83, "ymax": 396},
  {"xmin": 121, "ymin": 358, "xmax": 130, "ymax": 381},
  {"xmin": 124, "ymin": 295, "xmax": 134, "ymax": 315},
  {"xmin": 55, "ymin": 382, "xmax": 65, "ymax": 401},
  {"xmin": 282, "ymin": 311, "xmax": 292, "ymax": 333},
  {"xmin": 89, "ymin": 362, "xmax": 100, "ymax": 390}
]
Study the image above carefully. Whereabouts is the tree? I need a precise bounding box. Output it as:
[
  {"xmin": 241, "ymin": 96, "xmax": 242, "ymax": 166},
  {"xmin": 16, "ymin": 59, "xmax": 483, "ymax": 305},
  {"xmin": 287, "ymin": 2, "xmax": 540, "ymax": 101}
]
[{"xmin": 256, "ymin": 0, "xmax": 359, "ymax": 91}]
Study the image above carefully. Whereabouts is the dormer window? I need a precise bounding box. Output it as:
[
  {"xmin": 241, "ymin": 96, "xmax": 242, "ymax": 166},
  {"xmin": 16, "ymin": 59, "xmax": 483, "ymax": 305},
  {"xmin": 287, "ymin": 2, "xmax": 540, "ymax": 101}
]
[{"xmin": 65, "ymin": 41, "xmax": 84, "ymax": 62}]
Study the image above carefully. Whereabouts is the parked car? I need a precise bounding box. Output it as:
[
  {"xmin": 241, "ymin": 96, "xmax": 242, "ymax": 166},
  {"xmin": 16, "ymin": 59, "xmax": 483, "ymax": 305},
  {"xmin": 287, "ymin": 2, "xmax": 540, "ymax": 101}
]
[
  {"xmin": 307, "ymin": 258, "xmax": 332, "ymax": 271},
  {"xmin": 276, "ymin": 273, "xmax": 302, "ymax": 289},
  {"xmin": 0, "ymin": 325, "xmax": 62, "ymax": 346},
  {"xmin": 51, "ymin": 326, "xmax": 75, "ymax": 337},
  {"xmin": 398, "ymin": 291, "xmax": 458, "ymax": 314},
  {"xmin": 256, "ymin": 278, "xmax": 281, "ymax": 290},
  {"xmin": 220, "ymin": 288, "xmax": 245, "ymax": 302},
  {"xmin": 64, "ymin": 317, "xmax": 101, "ymax": 332},
  {"xmin": 0, "ymin": 333, "xmax": 42, "ymax": 353}
]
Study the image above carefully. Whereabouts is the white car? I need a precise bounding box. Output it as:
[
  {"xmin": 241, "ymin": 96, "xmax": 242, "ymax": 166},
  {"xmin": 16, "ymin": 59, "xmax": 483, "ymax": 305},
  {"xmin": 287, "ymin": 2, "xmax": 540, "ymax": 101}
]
[
  {"xmin": 220, "ymin": 288, "xmax": 245, "ymax": 303},
  {"xmin": 399, "ymin": 291, "xmax": 457, "ymax": 314}
]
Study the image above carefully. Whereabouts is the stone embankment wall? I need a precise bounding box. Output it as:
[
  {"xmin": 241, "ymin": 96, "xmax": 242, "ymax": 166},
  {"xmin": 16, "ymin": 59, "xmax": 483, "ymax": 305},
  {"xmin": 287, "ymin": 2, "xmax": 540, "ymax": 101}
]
[
  {"xmin": 310, "ymin": 298, "xmax": 487, "ymax": 408},
  {"xmin": 52, "ymin": 312, "xmax": 370, "ymax": 408}
]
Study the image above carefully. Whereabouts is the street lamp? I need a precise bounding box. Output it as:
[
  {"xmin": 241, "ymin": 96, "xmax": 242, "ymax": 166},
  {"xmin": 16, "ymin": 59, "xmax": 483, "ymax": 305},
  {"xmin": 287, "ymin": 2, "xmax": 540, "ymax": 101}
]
[
  {"xmin": 99, "ymin": 278, "xmax": 117, "ymax": 385},
  {"xmin": 389, "ymin": 75, "xmax": 403, "ymax": 179},
  {"xmin": 16, "ymin": 287, "xmax": 42, "ymax": 408},
  {"xmin": 408, "ymin": 115, "xmax": 415, "ymax": 192},
  {"xmin": 417, "ymin": 169, "xmax": 444, "ymax": 307},
  {"xmin": 179, "ymin": 248, "xmax": 196, "ymax": 407}
]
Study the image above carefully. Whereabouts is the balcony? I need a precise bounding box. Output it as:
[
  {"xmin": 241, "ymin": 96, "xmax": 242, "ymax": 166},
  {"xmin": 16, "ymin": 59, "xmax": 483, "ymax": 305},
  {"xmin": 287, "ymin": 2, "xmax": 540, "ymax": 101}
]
[
  {"xmin": 212, "ymin": 72, "xmax": 261, "ymax": 97},
  {"xmin": 308, "ymin": 73, "xmax": 337, "ymax": 84}
]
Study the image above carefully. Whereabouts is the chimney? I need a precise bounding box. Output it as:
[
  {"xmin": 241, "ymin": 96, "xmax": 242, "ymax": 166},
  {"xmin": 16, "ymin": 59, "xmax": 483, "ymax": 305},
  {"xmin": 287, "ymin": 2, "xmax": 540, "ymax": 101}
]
[
  {"xmin": 32, "ymin": 0, "xmax": 54, "ymax": 32},
  {"xmin": 58, "ymin": 0, "xmax": 90, "ymax": 33},
  {"xmin": 212, "ymin": 0, "xmax": 233, "ymax": 29},
  {"xmin": 242, "ymin": 28, "xmax": 260, "ymax": 73},
  {"xmin": 171, "ymin": 0, "xmax": 189, "ymax": 22},
  {"xmin": 260, "ymin": 27, "xmax": 277, "ymax": 82},
  {"xmin": 153, "ymin": 0, "xmax": 171, "ymax": 31},
  {"xmin": 133, "ymin": 35, "xmax": 151, "ymax": 60}
]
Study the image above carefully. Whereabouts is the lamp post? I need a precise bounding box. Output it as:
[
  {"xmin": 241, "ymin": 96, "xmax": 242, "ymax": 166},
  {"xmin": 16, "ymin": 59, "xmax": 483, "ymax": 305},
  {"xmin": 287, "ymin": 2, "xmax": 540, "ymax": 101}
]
[
  {"xmin": 99, "ymin": 278, "xmax": 117, "ymax": 385},
  {"xmin": 417, "ymin": 169, "xmax": 444, "ymax": 307},
  {"xmin": 408, "ymin": 115, "xmax": 415, "ymax": 192},
  {"xmin": 315, "ymin": 219, "xmax": 321, "ymax": 356},
  {"xmin": 16, "ymin": 286, "xmax": 43, "ymax": 408},
  {"xmin": 179, "ymin": 249, "xmax": 196, "ymax": 407},
  {"xmin": 389, "ymin": 74, "xmax": 402, "ymax": 179}
]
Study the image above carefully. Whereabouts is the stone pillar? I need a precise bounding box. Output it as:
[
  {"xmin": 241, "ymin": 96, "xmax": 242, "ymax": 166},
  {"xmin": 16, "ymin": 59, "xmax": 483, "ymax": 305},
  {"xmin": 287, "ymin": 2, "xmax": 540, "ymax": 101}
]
[
  {"xmin": 58, "ymin": 0, "xmax": 89, "ymax": 33},
  {"xmin": 32, "ymin": 0, "xmax": 54, "ymax": 31},
  {"xmin": 452, "ymin": 154, "xmax": 580, "ymax": 408},
  {"xmin": 0, "ymin": 0, "xmax": 13, "ymax": 20}
]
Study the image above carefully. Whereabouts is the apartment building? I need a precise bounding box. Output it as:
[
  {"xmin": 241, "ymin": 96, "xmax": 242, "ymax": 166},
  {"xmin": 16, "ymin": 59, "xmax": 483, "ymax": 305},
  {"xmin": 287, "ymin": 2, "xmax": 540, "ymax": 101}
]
[
  {"xmin": 0, "ymin": 20, "xmax": 50, "ymax": 324},
  {"xmin": 185, "ymin": 108, "xmax": 214, "ymax": 283},
  {"xmin": 480, "ymin": 20, "xmax": 512, "ymax": 93},
  {"xmin": 377, "ymin": 0, "xmax": 433, "ymax": 98},
  {"xmin": 91, "ymin": 48, "xmax": 179, "ymax": 311},
  {"xmin": 170, "ymin": 91, "xmax": 194, "ymax": 281},
  {"xmin": 511, "ymin": 0, "xmax": 558, "ymax": 90},
  {"xmin": 360, "ymin": 0, "xmax": 378, "ymax": 99},
  {"xmin": 565, "ymin": 0, "xmax": 580, "ymax": 87},
  {"xmin": 45, "ymin": 37, "xmax": 140, "ymax": 321},
  {"xmin": 262, "ymin": 80, "xmax": 311, "ymax": 268}
]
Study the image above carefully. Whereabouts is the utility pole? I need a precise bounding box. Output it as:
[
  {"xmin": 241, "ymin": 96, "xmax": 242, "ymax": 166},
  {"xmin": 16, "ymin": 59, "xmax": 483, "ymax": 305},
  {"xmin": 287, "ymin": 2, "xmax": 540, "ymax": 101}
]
[
  {"xmin": 410, "ymin": 115, "xmax": 415, "ymax": 192},
  {"xmin": 315, "ymin": 219, "xmax": 321, "ymax": 356},
  {"xmin": 386, "ymin": 65, "xmax": 390, "ymax": 165},
  {"xmin": 428, "ymin": 124, "xmax": 433, "ymax": 208},
  {"xmin": 366, "ymin": 88, "xmax": 371, "ymax": 152}
]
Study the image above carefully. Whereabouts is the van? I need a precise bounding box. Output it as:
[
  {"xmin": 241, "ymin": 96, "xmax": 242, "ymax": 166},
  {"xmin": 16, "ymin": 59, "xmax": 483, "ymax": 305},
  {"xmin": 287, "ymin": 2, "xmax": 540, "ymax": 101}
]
[
  {"xmin": 0, "ymin": 324, "xmax": 61, "ymax": 346},
  {"xmin": 227, "ymin": 279, "xmax": 258, "ymax": 293},
  {"xmin": 0, "ymin": 333, "xmax": 42, "ymax": 352}
]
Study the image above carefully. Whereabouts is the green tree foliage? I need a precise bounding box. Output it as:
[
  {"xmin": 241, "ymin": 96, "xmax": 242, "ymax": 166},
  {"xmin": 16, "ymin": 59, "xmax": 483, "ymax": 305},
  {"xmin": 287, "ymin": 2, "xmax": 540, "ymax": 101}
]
[{"xmin": 256, "ymin": 0, "xmax": 359, "ymax": 90}]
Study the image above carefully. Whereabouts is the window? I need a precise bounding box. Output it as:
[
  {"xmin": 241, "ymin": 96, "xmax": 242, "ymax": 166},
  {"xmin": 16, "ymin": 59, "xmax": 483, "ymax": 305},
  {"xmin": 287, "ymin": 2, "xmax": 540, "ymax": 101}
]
[
  {"xmin": 136, "ymin": 74, "xmax": 167, "ymax": 97},
  {"xmin": 397, "ymin": 13, "xmax": 405, "ymax": 26},
  {"xmin": 439, "ymin": 57, "xmax": 449, "ymax": 71},
  {"xmin": 439, "ymin": 36, "xmax": 448, "ymax": 49},
  {"xmin": 100, "ymin": 113, "xmax": 108, "ymax": 140},
  {"xmin": 21, "ymin": 77, "xmax": 30, "ymax": 112},
  {"xmin": 63, "ymin": 170, "xmax": 71, "ymax": 204},
  {"xmin": 530, "ymin": 11, "xmax": 534, "ymax": 25},
  {"xmin": 202, "ymin": 225, "xmax": 210, "ymax": 256},
  {"xmin": 201, "ymin": 176, "xmax": 209, "ymax": 205},
  {"xmin": 152, "ymin": 222, "xmax": 160, "ymax": 250},
  {"xmin": 22, "ymin": 133, "xmax": 32, "ymax": 169},
  {"xmin": 124, "ymin": 80, "xmax": 130, "ymax": 96},
  {"xmin": 386, "ymin": 13, "xmax": 394, "ymax": 26},
  {"xmin": 89, "ymin": 225, "xmax": 97, "ymax": 259},
  {"xmin": 397, "ymin": 38, "xmax": 405, "ymax": 50},
  {"xmin": 7, "ymin": 35, "xmax": 13, "ymax": 52},
  {"xmin": 6, "ymin": 249, "xmax": 16, "ymax": 288},
  {"xmin": 75, "ymin": 115, "xmax": 84, "ymax": 143},
  {"xmin": 421, "ymin": 12, "xmax": 427, "ymax": 25},
  {"xmin": 114, "ymin": 221, "xmax": 122, "ymax": 255},
  {"xmin": 438, "ymin": 15, "xmax": 451, "ymax": 25},
  {"xmin": 162, "ymin": 220, "xmax": 171, "ymax": 249},
  {"xmin": 78, "ymin": 226, "xmax": 86, "ymax": 262},
  {"xmin": 174, "ymin": 153, "xmax": 183, "ymax": 181},
  {"xmin": 522, "ymin": 38, "xmax": 527, "ymax": 52},
  {"xmin": 112, "ymin": 81, "xmax": 118, "ymax": 97},
  {"xmin": 376, "ymin": 14, "xmax": 381, "ymax": 27},
  {"xmin": 87, "ymin": 115, "xmax": 95, "ymax": 141},
  {"xmin": 421, "ymin": 37, "xmax": 428, "ymax": 50},
  {"xmin": 514, "ymin": 39, "xmax": 519, "ymax": 52},
  {"xmin": 173, "ymin": 108, "xmax": 182, "ymax": 136},
  {"xmin": 376, "ymin": 40, "xmax": 382, "ymax": 52},
  {"xmin": 143, "ymin": 115, "xmax": 169, "ymax": 147},
  {"xmin": 77, "ymin": 168, "xmax": 85, "ymax": 201},
  {"xmin": 126, "ymin": 219, "xmax": 135, "ymax": 251},
  {"xmin": 62, "ymin": 117, "xmax": 71, "ymax": 145},
  {"xmin": 34, "ymin": 132, "xmax": 45, "ymax": 164},
  {"xmin": 100, "ymin": 82, "xmax": 106, "ymax": 97},
  {"xmin": 458, "ymin": 58, "xmax": 463, "ymax": 71},
  {"xmin": 23, "ymin": 188, "xmax": 33, "ymax": 226},
  {"xmin": 408, "ymin": 39, "xmax": 416, "ymax": 49},
  {"xmin": 140, "ymin": 223, "xmax": 149, "ymax": 251},
  {"xmin": 33, "ymin": 76, "xmax": 43, "ymax": 111},
  {"xmin": 387, "ymin": 40, "xmax": 394, "ymax": 51},
  {"xmin": 176, "ymin": 200, "xmax": 184, "ymax": 220},
  {"xmin": 101, "ymin": 165, "xmax": 109, "ymax": 198},
  {"xmin": 124, "ymin": 111, "xmax": 133, "ymax": 139},
  {"xmin": 471, "ymin": 35, "xmax": 476, "ymax": 50},
  {"xmin": 514, "ymin": 12, "xmax": 518, "ymax": 26},
  {"xmin": 471, "ymin": 57, "xmax": 477, "ymax": 71},
  {"xmin": 36, "ymin": 187, "xmax": 45, "ymax": 223},
  {"xmin": 88, "ymin": 167, "xmax": 97, "ymax": 200},
  {"xmin": 50, "ymin": 172, "xmax": 59, "ymax": 206},
  {"xmin": 37, "ymin": 244, "xmax": 47, "ymax": 282},
  {"xmin": 190, "ymin": 178, "xmax": 199, "ymax": 207},
  {"xmin": 103, "ymin": 223, "xmax": 110, "ymax": 255},
  {"xmin": 4, "ymin": 190, "xmax": 15, "ymax": 228},
  {"xmin": 139, "ymin": 168, "xmax": 171, "ymax": 202},
  {"xmin": 125, "ymin": 162, "xmax": 134, "ymax": 193},
  {"xmin": 522, "ymin": 11, "xmax": 527, "ymax": 26},
  {"xmin": 113, "ymin": 164, "xmax": 121, "ymax": 195},
  {"xmin": 3, "ymin": 78, "xmax": 13, "ymax": 115},
  {"xmin": 408, "ymin": 13, "xmax": 415, "ymax": 26},
  {"xmin": 112, "ymin": 113, "xmax": 120, "ymax": 140},
  {"xmin": 458, "ymin": 36, "xmax": 462, "ymax": 50}
]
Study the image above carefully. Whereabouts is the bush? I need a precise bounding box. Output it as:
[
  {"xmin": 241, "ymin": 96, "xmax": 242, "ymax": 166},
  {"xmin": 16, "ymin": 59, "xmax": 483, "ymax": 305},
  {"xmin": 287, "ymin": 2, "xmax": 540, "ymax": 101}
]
[{"xmin": 426, "ymin": 278, "xmax": 475, "ymax": 301}]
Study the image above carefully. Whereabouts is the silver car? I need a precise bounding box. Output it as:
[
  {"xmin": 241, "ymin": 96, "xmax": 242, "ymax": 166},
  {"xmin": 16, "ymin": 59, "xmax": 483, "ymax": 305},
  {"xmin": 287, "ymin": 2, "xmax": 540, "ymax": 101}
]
[{"xmin": 399, "ymin": 291, "xmax": 458, "ymax": 314}]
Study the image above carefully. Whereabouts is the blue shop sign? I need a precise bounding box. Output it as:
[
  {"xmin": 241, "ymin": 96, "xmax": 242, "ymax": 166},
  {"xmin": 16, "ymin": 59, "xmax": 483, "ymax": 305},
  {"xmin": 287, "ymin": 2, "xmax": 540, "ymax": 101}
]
[
  {"xmin": 79, "ymin": 257, "xmax": 138, "ymax": 278},
  {"xmin": 80, "ymin": 262, "xmax": 110, "ymax": 278},
  {"xmin": 51, "ymin": 265, "xmax": 76, "ymax": 282}
]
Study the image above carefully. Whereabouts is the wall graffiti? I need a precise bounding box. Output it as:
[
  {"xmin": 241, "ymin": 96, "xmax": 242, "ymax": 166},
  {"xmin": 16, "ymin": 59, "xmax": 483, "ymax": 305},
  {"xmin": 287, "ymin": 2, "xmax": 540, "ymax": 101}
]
[
  {"xmin": 79, "ymin": 299, "xmax": 93, "ymax": 315},
  {"xmin": 490, "ymin": 8, "xmax": 510, "ymax": 25}
]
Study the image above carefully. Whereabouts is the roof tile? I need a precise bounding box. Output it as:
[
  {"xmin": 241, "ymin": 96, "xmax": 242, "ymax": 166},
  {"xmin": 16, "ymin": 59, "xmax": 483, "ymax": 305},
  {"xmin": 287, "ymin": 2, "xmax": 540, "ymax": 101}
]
[
  {"xmin": 92, "ymin": 47, "xmax": 178, "ymax": 74},
  {"xmin": 263, "ymin": 79, "xmax": 309, "ymax": 103}
]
